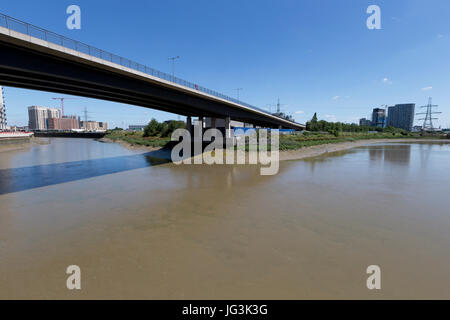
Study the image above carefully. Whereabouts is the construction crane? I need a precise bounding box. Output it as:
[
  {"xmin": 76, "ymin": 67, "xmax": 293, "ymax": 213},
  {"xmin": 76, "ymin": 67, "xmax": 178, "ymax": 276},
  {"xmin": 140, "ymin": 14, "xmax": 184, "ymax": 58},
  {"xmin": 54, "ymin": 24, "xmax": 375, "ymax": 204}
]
[{"xmin": 52, "ymin": 97, "xmax": 78, "ymax": 117}]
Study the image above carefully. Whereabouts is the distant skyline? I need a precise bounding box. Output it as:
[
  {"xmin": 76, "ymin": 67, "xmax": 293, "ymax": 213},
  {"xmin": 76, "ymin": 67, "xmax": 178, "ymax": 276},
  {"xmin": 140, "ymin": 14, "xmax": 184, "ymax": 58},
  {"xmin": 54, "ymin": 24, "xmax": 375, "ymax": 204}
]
[{"xmin": 1, "ymin": 0, "xmax": 450, "ymax": 128}]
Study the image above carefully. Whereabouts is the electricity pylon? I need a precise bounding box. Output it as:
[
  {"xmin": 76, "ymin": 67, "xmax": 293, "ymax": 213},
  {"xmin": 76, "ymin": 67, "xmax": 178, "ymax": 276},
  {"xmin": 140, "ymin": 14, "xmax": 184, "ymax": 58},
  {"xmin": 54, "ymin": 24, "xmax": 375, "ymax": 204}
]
[{"xmin": 416, "ymin": 97, "xmax": 441, "ymax": 131}]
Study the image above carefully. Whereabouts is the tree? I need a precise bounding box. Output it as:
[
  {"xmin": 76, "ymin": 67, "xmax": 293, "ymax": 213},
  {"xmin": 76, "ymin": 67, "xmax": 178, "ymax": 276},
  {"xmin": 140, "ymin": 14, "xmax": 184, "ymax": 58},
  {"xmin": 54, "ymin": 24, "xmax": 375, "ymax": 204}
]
[
  {"xmin": 167, "ymin": 120, "xmax": 186, "ymax": 135},
  {"xmin": 143, "ymin": 118, "xmax": 161, "ymax": 137},
  {"xmin": 143, "ymin": 119, "xmax": 186, "ymax": 137},
  {"xmin": 307, "ymin": 113, "xmax": 318, "ymax": 131},
  {"xmin": 159, "ymin": 122, "xmax": 170, "ymax": 137},
  {"xmin": 160, "ymin": 120, "xmax": 186, "ymax": 137}
]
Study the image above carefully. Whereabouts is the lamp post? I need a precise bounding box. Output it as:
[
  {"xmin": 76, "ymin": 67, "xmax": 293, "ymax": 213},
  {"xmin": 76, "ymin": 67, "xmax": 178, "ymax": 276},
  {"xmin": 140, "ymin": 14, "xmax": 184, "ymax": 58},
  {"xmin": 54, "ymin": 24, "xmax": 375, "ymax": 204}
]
[
  {"xmin": 234, "ymin": 88, "xmax": 243, "ymax": 101},
  {"xmin": 168, "ymin": 56, "xmax": 180, "ymax": 79}
]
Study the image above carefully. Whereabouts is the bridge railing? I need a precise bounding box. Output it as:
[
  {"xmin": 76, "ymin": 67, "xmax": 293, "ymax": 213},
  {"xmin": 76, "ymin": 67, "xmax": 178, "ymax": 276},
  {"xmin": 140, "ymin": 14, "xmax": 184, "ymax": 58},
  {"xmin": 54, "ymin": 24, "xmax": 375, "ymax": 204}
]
[{"xmin": 0, "ymin": 12, "xmax": 301, "ymax": 126}]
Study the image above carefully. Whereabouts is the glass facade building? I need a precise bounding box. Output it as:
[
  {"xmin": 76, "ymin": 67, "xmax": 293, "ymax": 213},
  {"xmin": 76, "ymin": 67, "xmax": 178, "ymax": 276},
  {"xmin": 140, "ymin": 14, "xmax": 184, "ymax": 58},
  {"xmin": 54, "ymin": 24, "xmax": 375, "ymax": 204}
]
[
  {"xmin": 371, "ymin": 108, "xmax": 386, "ymax": 128},
  {"xmin": 387, "ymin": 104, "xmax": 415, "ymax": 131}
]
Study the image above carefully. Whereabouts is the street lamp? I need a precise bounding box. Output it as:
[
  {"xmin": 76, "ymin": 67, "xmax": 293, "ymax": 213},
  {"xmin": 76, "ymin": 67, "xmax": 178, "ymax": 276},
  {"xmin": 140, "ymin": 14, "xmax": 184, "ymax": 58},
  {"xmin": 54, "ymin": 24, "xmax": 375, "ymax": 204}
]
[
  {"xmin": 168, "ymin": 56, "xmax": 180, "ymax": 79},
  {"xmin": 234, "ymin": 88, "xmax": 243, "ymax": 101}
]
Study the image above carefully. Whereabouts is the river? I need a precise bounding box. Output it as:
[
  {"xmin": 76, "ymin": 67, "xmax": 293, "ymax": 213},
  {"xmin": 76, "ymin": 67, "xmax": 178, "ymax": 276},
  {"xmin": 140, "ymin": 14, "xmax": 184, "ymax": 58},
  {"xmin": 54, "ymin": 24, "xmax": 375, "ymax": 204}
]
[{"xmin": 1, "ymin": 138, "xmax": 449, "ymax": 299}]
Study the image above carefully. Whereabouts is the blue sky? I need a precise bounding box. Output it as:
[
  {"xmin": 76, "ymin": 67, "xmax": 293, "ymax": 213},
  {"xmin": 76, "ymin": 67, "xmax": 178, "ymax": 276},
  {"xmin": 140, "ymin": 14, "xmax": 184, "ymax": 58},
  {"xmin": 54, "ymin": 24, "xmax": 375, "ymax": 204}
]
[{"xmin": 1, "ymin": 0, "xmax": 450, "ymax": 128}]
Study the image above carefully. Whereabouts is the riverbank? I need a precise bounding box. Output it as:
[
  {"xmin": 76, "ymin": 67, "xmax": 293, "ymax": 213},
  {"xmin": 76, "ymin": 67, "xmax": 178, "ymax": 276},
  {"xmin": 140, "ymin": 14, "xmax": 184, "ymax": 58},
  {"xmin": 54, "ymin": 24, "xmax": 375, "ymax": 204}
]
[
  {"xmin": 34, "ymin": 131, "xmax": 106, "ymax": 138},
  {"xmin": 100, "ymin": 131, "xmax": 170, "ymax": 150},
  {"xmin": 100, "ymin": 132, "xmax": 449, "ymax": 162},
  {"xmin": 278, "ymin": 138, "xmax": 447, "ymax": 161},
  {"xmin": 99, "ymin": 136, "xmax": 165, "ymax": 151},
  {"xmin": 0, "ymin": 136, "xmax": 49, "ymax": 153}
]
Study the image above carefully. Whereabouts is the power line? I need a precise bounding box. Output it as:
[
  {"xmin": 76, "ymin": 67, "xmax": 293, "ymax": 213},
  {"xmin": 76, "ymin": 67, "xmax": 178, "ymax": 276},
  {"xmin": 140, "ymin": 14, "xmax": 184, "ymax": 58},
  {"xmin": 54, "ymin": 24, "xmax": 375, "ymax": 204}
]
[
  {"xmin": 83, "ymin": 107, "xmax": 90, "ymax": 123},
  {"xmin": 416, "ymin": 97, "xmax": 441, "ymax": 131},
  {"xmin": 276, "ymin": 98, "xmax": 287, "ymax": 113}
]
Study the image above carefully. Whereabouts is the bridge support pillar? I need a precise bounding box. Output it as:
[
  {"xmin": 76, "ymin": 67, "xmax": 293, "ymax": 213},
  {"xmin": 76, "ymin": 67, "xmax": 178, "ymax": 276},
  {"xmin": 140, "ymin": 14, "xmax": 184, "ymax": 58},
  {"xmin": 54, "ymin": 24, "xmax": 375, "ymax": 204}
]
[
  {"xmin": 225, "ymin": 116, "xmax": 231, "ymax": 138},
  {"xmin": 186, "ymin": 116, "xmax": 192, "ymax": 135}
]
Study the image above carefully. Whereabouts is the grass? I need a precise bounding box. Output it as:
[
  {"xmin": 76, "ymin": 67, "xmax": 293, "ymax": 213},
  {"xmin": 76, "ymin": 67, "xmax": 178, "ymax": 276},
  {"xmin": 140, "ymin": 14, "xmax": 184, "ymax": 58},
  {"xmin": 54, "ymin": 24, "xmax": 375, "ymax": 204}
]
[
  {"xmin": 277, "ymin": 131, "xmax": 428, "ymax": 151},
  {"xmin": 105, "ymin": 130, "xmax": 446, "ymax": 151},
  {"xmin": 104, "ymin": 130, "xmax": 170, "ymax": 148}
]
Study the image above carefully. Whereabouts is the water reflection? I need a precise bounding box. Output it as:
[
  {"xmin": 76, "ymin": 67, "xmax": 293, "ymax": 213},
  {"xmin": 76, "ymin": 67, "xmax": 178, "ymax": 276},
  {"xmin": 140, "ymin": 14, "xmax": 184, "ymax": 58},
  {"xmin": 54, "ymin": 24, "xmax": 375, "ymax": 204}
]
[
  {"xmin": 369, "ymin": 144, "xmax": 412, "ymax": 164},
  {"xmin": 0, "ymin": 151, "xmax": 170, "ymax": 195},
  {"xmin": 369, "ymin": 147, "xmax": 384, "ymax": 161},
  {"xmin": 0, "ymin": 139, "xmax": 272, "ymax": 195},
  {"xmin": 163, "ymin": 160, "xmax": 269, "ymax": 191}
]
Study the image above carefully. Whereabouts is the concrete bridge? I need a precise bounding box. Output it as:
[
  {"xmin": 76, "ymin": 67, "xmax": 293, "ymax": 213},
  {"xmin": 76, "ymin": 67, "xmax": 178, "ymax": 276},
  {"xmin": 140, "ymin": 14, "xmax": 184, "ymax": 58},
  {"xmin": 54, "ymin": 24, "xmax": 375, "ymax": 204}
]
[{"xmin": 0, "ymin": 13, "xmax": 305, "ymax": 131}]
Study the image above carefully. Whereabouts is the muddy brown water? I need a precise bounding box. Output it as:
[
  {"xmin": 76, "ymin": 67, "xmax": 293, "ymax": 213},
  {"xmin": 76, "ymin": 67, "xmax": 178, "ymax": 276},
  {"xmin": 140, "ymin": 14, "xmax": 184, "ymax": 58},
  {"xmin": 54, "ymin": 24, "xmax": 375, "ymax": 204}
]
[{"xmin": 1, "ymin": 138, "xmax": 449, "ymax": 299}]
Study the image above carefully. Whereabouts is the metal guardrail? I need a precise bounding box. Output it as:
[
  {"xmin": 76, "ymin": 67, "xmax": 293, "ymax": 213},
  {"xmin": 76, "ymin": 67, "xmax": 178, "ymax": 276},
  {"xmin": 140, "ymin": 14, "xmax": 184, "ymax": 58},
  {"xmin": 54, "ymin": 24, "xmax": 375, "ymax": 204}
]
[{"xmin": 0, "ymin": 12, "xmax": 302, "ymax": 126}]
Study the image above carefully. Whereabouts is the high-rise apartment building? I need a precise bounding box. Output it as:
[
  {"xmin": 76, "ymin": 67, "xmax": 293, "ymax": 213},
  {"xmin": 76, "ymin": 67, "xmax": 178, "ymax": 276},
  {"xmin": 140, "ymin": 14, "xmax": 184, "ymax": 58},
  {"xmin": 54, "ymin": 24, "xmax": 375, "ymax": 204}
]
[
  {"xmin": 28, "ymin": 106, "xmax": 48, "ymax": 130},
  {"xmin": 371, "ymin": 108, "xmax": 386, "ymax": 128},
  {"xmin": 387, "ymin": 104, "xmax": 415, "ymax": 131},
  {"xmin": 47, "ymin": 107, "xmax": 62, "ymax": 120},
  {"xmin": 0, "ymin": 86, "xmax": 6, "ymax": 130},
  {"xmin": 28, "ymin": 106, "xmax": 62, "ymax": 130}
]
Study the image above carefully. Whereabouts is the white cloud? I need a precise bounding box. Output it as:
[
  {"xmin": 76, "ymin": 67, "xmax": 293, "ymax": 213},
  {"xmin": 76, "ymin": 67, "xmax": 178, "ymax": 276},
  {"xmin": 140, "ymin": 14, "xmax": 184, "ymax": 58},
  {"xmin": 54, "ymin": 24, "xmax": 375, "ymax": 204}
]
[
  {"xmin": 382, "ymin": 78, "xmax": 392, "ymax": 85},
  {"xmin": 332, "ymin": 96, "xmax": 340, "ymax": 100},
  {"xmin": 295, "ymin": 110, "xmax": 304, "ymax": 114},
  {"xmin": 325, "ymin": 114, "xmax": 337, "ymax": 122},
  {"xmin": 421, "ymin": 86, "xmax": 433, "ymax": 91}
]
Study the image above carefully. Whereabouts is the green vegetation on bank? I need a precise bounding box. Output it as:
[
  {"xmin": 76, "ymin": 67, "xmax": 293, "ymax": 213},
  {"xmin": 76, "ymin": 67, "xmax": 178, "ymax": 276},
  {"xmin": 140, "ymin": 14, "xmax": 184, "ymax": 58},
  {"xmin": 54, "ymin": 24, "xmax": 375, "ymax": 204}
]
[
  {"xmin": 278, "ymin": 113, "xmax": 446, "ymax": 150},
  {"xmin": 306, "ymin": 112, "xmax": 408, "ymax": 135},
  {"xmin": 143, "ymin": 119, "xmax": 186, "ymax": 138},
  {"xmin": 106, "ymin": 128, "xmax": 428, "ymax": 151},
  {"xmin": 104, "ymin": 115, "xmax": 447, "ymax": 151},
  {"xmin": 104, "ymin": 119, "xmax": 185, "ymax": 147},
  {"xmin": 278, "ymin": 131, "xmax": 420, "ymax": 151},
  {"xmin": 105, "ymin": 130, "xmax": 170, "ymax": 148}
]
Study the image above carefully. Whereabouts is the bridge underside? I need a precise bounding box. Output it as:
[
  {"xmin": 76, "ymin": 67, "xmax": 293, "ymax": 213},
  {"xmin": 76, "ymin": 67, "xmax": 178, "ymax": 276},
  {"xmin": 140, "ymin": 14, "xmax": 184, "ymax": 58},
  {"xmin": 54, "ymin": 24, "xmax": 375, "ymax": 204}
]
[{"xmin": 0, "ymin": 39, "xmax": 303, "ymax": 129}]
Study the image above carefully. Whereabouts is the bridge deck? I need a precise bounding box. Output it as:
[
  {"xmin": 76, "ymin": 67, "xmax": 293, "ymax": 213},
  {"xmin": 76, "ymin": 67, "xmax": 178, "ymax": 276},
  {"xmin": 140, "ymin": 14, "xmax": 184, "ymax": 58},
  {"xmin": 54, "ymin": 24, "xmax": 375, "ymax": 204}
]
[{"xmin": 0, "ymin": 13, "xmax": 305, "ymax": 130}]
